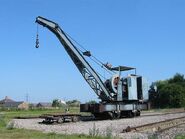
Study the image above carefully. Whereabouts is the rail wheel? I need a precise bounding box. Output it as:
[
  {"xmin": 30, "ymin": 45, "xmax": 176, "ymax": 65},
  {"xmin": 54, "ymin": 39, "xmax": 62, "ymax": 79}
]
[
  {"xmin": 109, "ymin": 111, "xmax": 121, "ymax": 120},
  {"xmin": 127, "ymin": 111, "xmax": 135, "ymax": 118},
  {"xmin": 72, "ymin": 116, "xmax": 79, "ymax": 122},
  {"xmin": 57, "ymin": 117, "xmax": 64, "ymax": 124},
  {"xmin": 136, "ymin": 110, "xmax": 141, "ymax": 116}
]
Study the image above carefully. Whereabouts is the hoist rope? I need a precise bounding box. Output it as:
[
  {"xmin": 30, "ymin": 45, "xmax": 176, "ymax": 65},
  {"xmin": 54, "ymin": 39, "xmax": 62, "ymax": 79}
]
[{"xmin": 64, "ymin": 32, "xmax": 116, "ymax": 76}]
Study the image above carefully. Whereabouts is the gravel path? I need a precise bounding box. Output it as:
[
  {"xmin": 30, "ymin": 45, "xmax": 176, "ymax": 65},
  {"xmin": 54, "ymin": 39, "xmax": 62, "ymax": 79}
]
[{"xmin": 12, "ymin": 112, "xmax": 185, "ymax": 139}]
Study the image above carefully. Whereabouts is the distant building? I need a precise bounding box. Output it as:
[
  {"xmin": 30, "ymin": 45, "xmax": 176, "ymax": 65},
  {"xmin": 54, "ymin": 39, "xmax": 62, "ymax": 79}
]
[
  {"xmin": 29, "ymin": 103, "xmax": 37, "ymax": 109},
  {"xmin": 0, "ymin": 96, "xmax": 15, "ymax": 104},
  {"xmin": 3, "ymin": 101, "xmax": 29, "ymax": 110},
  {"xmin": 60, "ymin": 99, "xmax": 66, "ymax": 105},
  {"xmin": 36, "ymin": 102, "xmax": 52, "ymax": 109},
  {"xmin": 0, "ymin": 96, "xmax": 29, "ymax": 110}
]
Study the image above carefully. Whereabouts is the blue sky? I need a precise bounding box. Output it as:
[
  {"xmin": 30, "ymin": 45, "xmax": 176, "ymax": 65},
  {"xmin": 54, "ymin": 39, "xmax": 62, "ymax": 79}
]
[{"xmin": 0, "ymin": 0, "xmax": 185, "ymax": 103}]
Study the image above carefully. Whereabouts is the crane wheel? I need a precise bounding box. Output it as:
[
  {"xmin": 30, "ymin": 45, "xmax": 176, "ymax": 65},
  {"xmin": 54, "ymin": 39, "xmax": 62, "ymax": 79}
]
[
  {"xmin": 57, "ymin": 117, "xmax": 64, "ymax": 124},
  {"xmin": 72, "ymin": 116, "xmax": 79, "ymax": 122}
]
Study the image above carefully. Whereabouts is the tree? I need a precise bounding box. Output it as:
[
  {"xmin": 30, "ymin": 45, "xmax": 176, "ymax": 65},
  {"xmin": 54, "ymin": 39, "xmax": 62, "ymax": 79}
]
[
  {"xmin": 149, "ymin": 83, "xmax": 158, "ymax": 108},
  {"xmin": 150, "ymin": 73, "xmax": 185, "ymax": 108},
  {"xmin": 52, "ymin": 99, "xmax": 61, "ymax": 107},
  {"xmin": 66, "ymin": 99, "xmax": 80, "ymax": 107},
  {"xmin": 86, "ymin": 100, "xmax": 97, "ymax": 104},
  {"xmin": 168, "ymin": 73, "xmax": 185, "ymax": 84},
  {"xmin": 159, "ymin": 84, "xmax": 185, "ymax": 108}
]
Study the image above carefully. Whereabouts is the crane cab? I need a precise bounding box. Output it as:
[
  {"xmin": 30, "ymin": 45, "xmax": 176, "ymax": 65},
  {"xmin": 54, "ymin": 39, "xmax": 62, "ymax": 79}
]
[{"xmin": 105, "ymin": 66, "xmax": 149, "ymax": 102}]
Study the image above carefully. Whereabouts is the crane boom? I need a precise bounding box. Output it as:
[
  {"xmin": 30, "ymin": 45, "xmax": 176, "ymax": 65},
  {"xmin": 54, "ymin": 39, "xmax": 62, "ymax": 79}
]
[{"xmin": 36, "ymin": 16, "xmax": 112, "ymax": 101}]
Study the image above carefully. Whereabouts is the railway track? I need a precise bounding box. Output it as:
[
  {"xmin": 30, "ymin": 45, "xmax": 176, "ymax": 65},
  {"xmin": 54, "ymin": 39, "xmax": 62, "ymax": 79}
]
[
  {"xmin": 122, "ymin": 116, "xmax": 185, "ymax": 133},
  {"xmin": 140, "ymin": 110, "xmax": 185, "ymax": 118}
]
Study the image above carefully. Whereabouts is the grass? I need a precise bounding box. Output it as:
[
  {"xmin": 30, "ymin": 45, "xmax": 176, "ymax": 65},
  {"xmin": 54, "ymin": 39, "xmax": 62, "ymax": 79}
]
[
  {"xmin": 175, "ymin": 134, "xmax": 185, "ymax": 139},
  {"xmin": 142, "ymin": 108, "xmax": 185, "ymax": 113},
  {"xmin": 0, "ymin": 107, "xmax": 81, "ymax": 122},
  {"xmin": 0, "ymin": 128, "xmax": 107, "ymax": 139},
  {"xmin": 0, "ymin": 107, "xmax": 110, "ymax": 139},
  {"xmin": 0, "ymin": 127, "xmax": 108, "ymax": 139}
]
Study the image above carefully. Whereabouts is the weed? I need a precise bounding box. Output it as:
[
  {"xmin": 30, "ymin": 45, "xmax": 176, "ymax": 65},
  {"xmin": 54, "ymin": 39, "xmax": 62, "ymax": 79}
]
[
  {"xmin": 104, "ymin": 124, "xmax": 113, "ymax": 138},
  {"xmin": 89, "ymin": 123, "xmax": 100, "ymax": 137},
  {"xmin": 175, "ymin": 134, "xmax": 185, "ymax": 139},
  {"xmin": 0, "ymin": 114, "xmax": 6, "ymax": 127},
  {"xmin": 148, "ymin": 133, "xmax": 158, "ymax": 139},
  {"xmin": 6, "ymin": 120, "xmax": 15, "ymax": 130}
]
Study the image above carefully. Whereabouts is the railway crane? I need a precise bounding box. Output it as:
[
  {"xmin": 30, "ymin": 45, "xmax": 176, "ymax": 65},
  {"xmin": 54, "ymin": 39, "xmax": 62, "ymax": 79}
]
[{"xmin": 35, "ymin": 16, "xmax": 149, "ymax": 119}]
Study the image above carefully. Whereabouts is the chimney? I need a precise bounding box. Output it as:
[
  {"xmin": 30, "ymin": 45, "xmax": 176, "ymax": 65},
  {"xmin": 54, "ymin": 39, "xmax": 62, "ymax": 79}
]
[{"xmin": 5, "ymin": 96, "xmax": 9, "ymax": 100}]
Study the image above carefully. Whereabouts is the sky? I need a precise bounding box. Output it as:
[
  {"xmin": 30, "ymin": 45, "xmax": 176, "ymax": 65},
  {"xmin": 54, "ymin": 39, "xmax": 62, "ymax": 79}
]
[{"xmin": 0, "ymin": 0, "xmax": 185, "ymax": 103}]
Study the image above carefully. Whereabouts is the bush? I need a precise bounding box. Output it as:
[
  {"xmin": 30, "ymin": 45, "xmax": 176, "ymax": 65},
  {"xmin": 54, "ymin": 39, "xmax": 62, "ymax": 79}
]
[
  {"xmin": 0, "ymin": 114, "xmax": 6, "ymax": 127},
  {"xmin": 150, "ymin": 73, "xmax": 185, "ymax": 108},
  {"xmin": 86, "ymin": 100, "xmax": 97, "ymax": 104},
  {"xmin": 6, "ymin": 121, "xmax": 15, "ymax": 130},
  {"xmin": 66, "ymin": 100, "xmax": 80, "ymax": 107}
]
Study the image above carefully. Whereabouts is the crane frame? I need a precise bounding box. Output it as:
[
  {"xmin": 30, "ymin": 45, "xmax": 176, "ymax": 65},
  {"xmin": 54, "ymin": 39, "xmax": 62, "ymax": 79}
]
[{"xmin": 36, "ymin": 16, "xmax": 149, "ymax": 119}]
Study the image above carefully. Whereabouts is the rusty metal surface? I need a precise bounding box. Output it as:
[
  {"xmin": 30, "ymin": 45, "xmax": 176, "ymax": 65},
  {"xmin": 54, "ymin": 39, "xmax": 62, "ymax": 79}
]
[
  {"xmin": 122, "ymin": 116, "xmax": 185, "ymax": 133},
  {"xmin": 40, "ymin": 113, "xmax": 81, "ymax": 117}
]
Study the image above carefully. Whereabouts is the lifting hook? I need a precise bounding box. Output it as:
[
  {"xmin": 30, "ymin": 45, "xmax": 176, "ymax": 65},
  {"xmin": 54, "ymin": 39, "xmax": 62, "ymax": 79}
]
[
  {"xmin": 35, "ymin": 34, "xmax": 39, "ymax": 48},
  {"xmin": 35, "ymin": 24, "xmax": 39, "ymax": 48}
]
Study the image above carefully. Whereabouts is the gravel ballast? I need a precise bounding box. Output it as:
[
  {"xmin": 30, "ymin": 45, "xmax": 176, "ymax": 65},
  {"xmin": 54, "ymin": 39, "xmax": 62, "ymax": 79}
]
[{"xmin": 12, "ymin": 112, "xmax": 185, "ymax": 139}]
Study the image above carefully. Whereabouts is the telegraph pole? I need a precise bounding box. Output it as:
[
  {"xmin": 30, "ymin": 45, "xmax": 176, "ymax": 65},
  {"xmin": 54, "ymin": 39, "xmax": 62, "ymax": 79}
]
[{"xmin": 26, "ymin": 93, "xmax": 29, "ymax": 102}]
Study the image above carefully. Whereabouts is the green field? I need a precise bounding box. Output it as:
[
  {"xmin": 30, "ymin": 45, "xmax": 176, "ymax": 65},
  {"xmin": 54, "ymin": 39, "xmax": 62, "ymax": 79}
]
[
  {"xmin": 0, "ymin": 108, "xmax": 111, "ymax": 139},
  {"xmin": 0, "ymin": 107, "xmax": 80, "ymax": 121},
  {"xmin": 0, "ymin": 128, "xmax": 107, "ymax": 139}
]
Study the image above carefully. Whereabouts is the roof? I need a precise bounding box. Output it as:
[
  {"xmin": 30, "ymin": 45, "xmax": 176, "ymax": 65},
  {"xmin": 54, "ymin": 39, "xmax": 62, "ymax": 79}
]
[
  {"xmin": 29, "ymin": 103, "xmax": 37, "ymax": 107},
  {"xmin": 0, "ymin": 96, "xmax": 15, "ymax": 104},
  {"xmin": 37, "ymin": 102, "xmax": 52, "ymax": 107},
  {"xmin": 111, "ymin": 66, "xmax": 135, "ymax": 71},
  {"xmin": 3, "ymin": 101, "xmax": 24, "ymax": 107}
]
